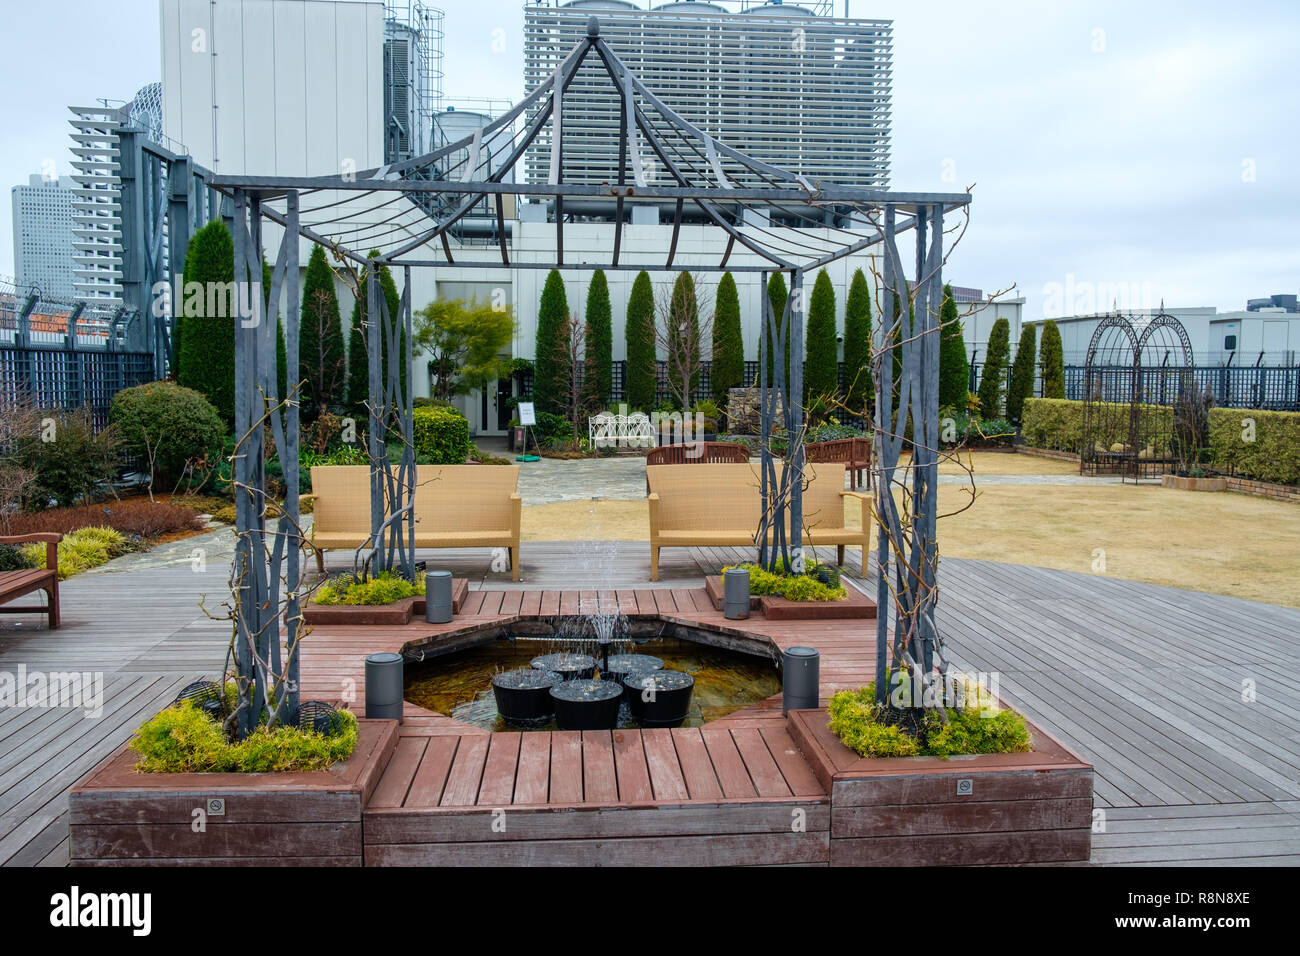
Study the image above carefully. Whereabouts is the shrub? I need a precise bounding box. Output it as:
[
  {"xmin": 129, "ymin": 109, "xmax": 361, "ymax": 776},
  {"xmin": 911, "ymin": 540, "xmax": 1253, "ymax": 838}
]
[
  {"xmin": 722, "ymin": 562, "xmax": 846, "ymax": 602},
  {"xmin": 843, "ymin": 269, "xmax": 873, "ymax": 413},
  {"xmin": 411, "ymin": 406, "xmax": 470, "ymax": 464},
  {"xmin": 938, "ymin": 284, "xmax": 970, "ymax": 411},
  {"xmin": 129, "ymin": 699, "xmax": 358, "ymax": 773},
  {"xmin": 2, "ymin": 499, "xmax": 205, "ymax": 538},
  {"xmin": 711, "ymin": 272, "xmax": 743, "ymax": 405},
  {"xmin": 533, "ymin": 269, "xmax": 569, "ymax": 416},
  {"xmin": 1039, "ymin": 320, "xmax": 1065, "ymax": 399},
  {"xmin": 175, "ymin": 220, "xmax": 236, "ymax": 422},
  {"xmin": 534, "ymin": 410, "xmax": 574, "ymax": 447},
  {"xmin": 585, "ymin": 270, "xmax": 613, "ymax": 407},
  {"xmin": 314, "ymin": 570, "xmax": 424, "ymax": 606},
  {"xmin": 1006, "ymin": 323, "xmax": 1038, "ymax": 424},
  {"xmin": 14, "ymin": 407, "xmax": 120, "ymax": 508},
  {"xmin": 828, "ymin": 683, "xmax": 1031, "ymax": 759},
  {"xmin": 110, "ymin": 381, "xmax": 227, "ymax": 489},
  {"xmin": 805, "ymin": 269, "xmax": 838, "ymax": 405},
  {"xmin": 1208, "ymin": 407, "xmax": 1300, "ymax": 486},
  {"xmin": 1021, "ymin": 398, "xmax": 1174, "ymax": 454},
  {"xmin": 977, "ymin": 318, "xmax": 1010, "ymax": 418},
  {"xmin": 625, "ymin": 270, "xmax": 657, "ymax": 411},
  {"xmin": 0, "ymin": 545, "xmax": 37, "ymax": 572},
  {"xmin": 22, "ymin": 526, "xmax": 130, "ymax": 579}
]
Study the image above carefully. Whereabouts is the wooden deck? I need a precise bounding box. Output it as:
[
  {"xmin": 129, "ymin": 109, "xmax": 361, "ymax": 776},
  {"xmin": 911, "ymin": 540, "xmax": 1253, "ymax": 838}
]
[{"xmin": 3, "ymin": 539, "xmax": 1300, "ymax": 865}]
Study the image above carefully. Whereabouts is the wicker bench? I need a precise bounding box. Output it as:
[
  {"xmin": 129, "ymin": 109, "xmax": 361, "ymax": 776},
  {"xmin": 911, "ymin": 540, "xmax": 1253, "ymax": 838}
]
[
  {"xmin": 0, "ymin": 533, "xmax": 62, "ymax": 628},
  {"xmin": 304, "ymin": 465, "xmax": 522, "ymax": 580},
  {"xmin": 646, "ymin": 462, "xmax": 871, "ymax": 580},
  {"xmin": 644, "ymin": 441, "xmax": 751, "ymax": 493},
  {"xmin": 806, "ymin": 436, "xmax": 872, "ymax": 489}
]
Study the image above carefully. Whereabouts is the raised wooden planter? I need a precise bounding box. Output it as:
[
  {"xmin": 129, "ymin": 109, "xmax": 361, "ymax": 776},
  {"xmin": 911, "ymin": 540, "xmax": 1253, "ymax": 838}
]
[
  {"xmin": 704, "ymin": 575, "xmax": 877, "ymax": 620},
  {"xmin": 302, "ymin": 578, "xmax": 468, "ymax": 626},
  {"xmin": 1161, "ymin": 474, "xmax": 1227, "ymax": 492},
  {"xmin": 786, "ymin": 708, "xmax": 1093, "ymax": 865},
  {"xmin": 68, "ymin": 719, "xmax": 399, "ymax": 867}
]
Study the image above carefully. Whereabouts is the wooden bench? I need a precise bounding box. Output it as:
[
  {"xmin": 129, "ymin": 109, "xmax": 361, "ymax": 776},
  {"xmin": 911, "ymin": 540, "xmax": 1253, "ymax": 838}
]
[
  {"xmin": 806, "ymin": 436, "xmax": 872, "ymax": 489},
  {"xmin": 305, "ymin": 465, "xmax": 522, "ymax": 580},
  {"xmin": 0, "ymin": 533, "xmax": 62, "ymax": 628},
  {"xmin": 646, "ymin": 462, "xmax": 871, "ymax": 581},
  {"xmin": 644, "ymin": 441, "xmax": 751, "ymax": 493}
]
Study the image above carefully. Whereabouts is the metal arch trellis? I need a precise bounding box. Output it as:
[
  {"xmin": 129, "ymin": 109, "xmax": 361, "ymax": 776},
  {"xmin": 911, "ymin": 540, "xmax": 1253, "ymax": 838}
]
[
  {"xmin": 1081, "ymin": 310, "xmax": 1194, "ymax": 483},
  {"xmin": 130, "ymin": 16, "xmax": 971, "ymax": 729}
]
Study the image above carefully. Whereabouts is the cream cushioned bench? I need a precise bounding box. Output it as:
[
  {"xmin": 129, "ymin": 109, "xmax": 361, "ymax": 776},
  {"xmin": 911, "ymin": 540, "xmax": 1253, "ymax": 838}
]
[
  {"xmin": 304, "ymin": 464, "xmax": 522, "ymax": 580},
  {"xmin": 646, "ymin": 461, "xmax": 871, "ymax": 581}
]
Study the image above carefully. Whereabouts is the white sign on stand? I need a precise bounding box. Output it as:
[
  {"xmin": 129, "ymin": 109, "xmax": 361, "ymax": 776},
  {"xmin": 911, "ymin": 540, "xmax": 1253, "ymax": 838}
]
[{"xmin": 517, "ymin": 402, "xmax": 536, "ymax": 426}]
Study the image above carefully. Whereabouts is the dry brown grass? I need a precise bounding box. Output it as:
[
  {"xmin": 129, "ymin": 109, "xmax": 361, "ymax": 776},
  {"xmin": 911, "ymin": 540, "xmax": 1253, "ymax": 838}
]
[{"xmin": 523, "ymin": 481, "xmax": 1300, "ymax": 608}]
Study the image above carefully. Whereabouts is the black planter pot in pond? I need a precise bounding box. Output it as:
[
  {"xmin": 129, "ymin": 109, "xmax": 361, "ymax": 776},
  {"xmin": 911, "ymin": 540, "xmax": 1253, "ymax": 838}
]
[
  {"xmin": 602, "ymin": 653, "xmax": 664, "ymax": 685},
  {"xmin": 550, "ymin": 679, "xmax": 623, "ymax": 730},
  {"xmin": 492, "ymin": 668, "xmax": 562, "ymax": 726},
  {"xmin": 625, "ymin": 670, "xmax": 695, "ymax": 728},
  {"xmin": 531, "ymin": 652, "xmax": 596, "ymax": 681}
]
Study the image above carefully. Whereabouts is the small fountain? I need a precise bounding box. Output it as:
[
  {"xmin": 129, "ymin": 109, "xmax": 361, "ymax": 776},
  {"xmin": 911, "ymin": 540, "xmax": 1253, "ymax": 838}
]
[
  {"xmin": 625, "ymin": 670, "xmax": 696, "ymax": 727},
  {"xmin": 492, "ymin": 668, "xmax": 562, "ymax": 725}
]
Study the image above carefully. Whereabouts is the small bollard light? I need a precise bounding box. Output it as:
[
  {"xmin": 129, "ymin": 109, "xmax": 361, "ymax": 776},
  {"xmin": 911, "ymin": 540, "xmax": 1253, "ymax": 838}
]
[
  {"xmin": 723, "ymin": 567, "xmax": 750, "ymax": 620},
  {"xmin": 365, "ymin": 652, "xmax": 404, "ymax": 722},
  {"xmin": 782, "ymin": 646, "xmax": 820, "ymax": 715},
  {"xmin": 425, "ymin": 570, "xmax": 453, "ymax": 624}
]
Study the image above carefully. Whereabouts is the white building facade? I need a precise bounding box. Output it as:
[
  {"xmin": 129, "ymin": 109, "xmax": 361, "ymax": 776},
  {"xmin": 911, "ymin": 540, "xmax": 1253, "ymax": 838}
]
[{"xmin": 10, "ymin": 175, "xmax": 77, "ymax": 298}]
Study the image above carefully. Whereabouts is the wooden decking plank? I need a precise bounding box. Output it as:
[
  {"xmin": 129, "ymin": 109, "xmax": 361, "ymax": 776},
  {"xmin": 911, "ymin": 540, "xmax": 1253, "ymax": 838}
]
[
  {"xmin": 403, "ymin": 735, "xmax": 460, "ymax": 808},
  {"xmin": 476, "ymin": 591, "xmax": 505, "ymax": 616},
  {"xmin": 581, "ymin": 731, "xmax": 619, "ymax": 804},
  {"xmin": 460, "ymin": 591, "xmax": 486, "ymax": 616},
  {"xmin": 368, "ymin": 736, "xmax": 429, "ymax": 809},
  {"xmin": 538, "ymin": 590, "xmax": 561, "ymax": 616},
  {"xmin": 701, "ymin": 726, "xmax": 758, "ymax": 799},
  {"xmin": 512, "ymin": 733, "xmax": 551, "ymax": 805},
  {"xmin": 611, "ymin": 731, "xmax": 654, "ymax": 803},
  {"xmin": 497, "ymin": 591, "xmax": 523, "ymax": 616},
  {"xmin": 758, "ymin": 725, "xmax": 826, "ymax": 797},
  {"xmin": 559, "ymin": 591, "xmax": 580, "ymax": 616},
  {"xmin": 439, "ymin": 735, "xmax": 490, "ymax": 807},
  {"xmin": 477, "ymin": 733, "xmax": 522, "ymax": 806},
  {"xmin": 729, "ymin": 727, "xmax": 793, "ymax": 798},
  {"xmin": 670, "ymin": 727, "xmax": 724, "ymax": 800},
  {"xmin": 548, "ymin": 731, "xmax": 584, "ymax": 804},
  {"xmin": 519, "ymin": 590, "xmax": 543, "ymax": 617},
  {"xmin": 640, "ymin": 728, "xmax": 690, "ymax": 802},
  {"xmin": 633, "ymin": 589, "xmax": 657, "ymax": 614}
]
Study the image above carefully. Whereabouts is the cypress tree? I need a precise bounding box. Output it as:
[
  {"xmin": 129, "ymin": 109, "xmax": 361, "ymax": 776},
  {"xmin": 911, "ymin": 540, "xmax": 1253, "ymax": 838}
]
[
  {"xmin": 585, "ymin": 270, "xmax": 613, "ymax": 407},
  {"xmin": 1006, "ymin": 323, "xmax": 1038, "ymax": 424},
  {"xmin": 842, "ymin": 268, "xmax": 872, "ymax": 414},
  {"xmin": 804, "ymin": 269, "xmax": 838, "ymax": 404},
  {"xmin": 346, "ymin": 252, "xmax": 405, "ymax": 421},
  {"xmin": 176, "ymin": 220, "xmax": 236, "ymax": 424},
  {"xmin": 261, "ymin": 257, "xmax": 287, "ymax": 404},
  {"xmin": 977, "ymin": 318, "xmax": 1011, "ymax": 419},
  {"xmin": 299, "ymin": 244, "xmax": 345, "ymax": 421},
  {"xmin": 625, "ymin": 270, "xmax": 657, "ymax": 410},
  {"xmin": 937, "ymin": 284, "xmax": 970, "ymax": 411},
  {"xmin": 665, "ymin": 272, "xmax": 699, "ymax": 408},
  {"xmin": 1039, "ymin": 319, "xmax": 1066, "ymax": 399},
  {"xmin": 711, "ymin": 271, "xmax": 743, "ymax": 405},
  {"xmin": 762, "ymin": 272, "xmax": 790, "ymax": 394},
  {"xmin": 533, "ymin": 269, "xmax": 569, "ymax": 416}
]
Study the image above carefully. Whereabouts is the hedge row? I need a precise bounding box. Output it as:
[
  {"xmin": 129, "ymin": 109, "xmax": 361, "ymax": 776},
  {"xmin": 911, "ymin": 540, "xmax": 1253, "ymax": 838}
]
[{"xmin": 1022, "ymin": 398, "xmax": 1300, "ymax": 486}]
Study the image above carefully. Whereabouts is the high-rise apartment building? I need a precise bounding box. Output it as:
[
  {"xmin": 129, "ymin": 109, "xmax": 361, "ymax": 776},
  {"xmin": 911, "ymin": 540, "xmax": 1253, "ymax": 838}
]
[
  {"xmin": 11, "ymin": 174, "xmax": 77, "ymax": 298},
  {"xmin": 523, "ymin": 1, "xmax": 892, "ymax": 191}
]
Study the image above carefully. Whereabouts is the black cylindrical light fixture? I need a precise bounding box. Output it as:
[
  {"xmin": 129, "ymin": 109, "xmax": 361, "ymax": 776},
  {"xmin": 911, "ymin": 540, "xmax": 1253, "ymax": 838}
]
[
  {"xmin": 723, "ymin": 567, "xmax": 751, "ymax": 620},
  {"xmin": 365, "ymin": 652, "xmax": 404, "ymax": 721},
  {"xmin": 782, "ymin": 646, "xmax": 820, "ymax": 715},
  {"xmin": 425, "ymin": 570, "xmax": 453, "ymax": 623}
]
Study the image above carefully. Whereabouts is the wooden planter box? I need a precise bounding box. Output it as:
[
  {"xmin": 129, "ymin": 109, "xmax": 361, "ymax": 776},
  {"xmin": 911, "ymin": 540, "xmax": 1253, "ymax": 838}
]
[
  {"xmin": 1161, "ymin": 474, "xmax": 1227, "ymax": 492},
  {"xmin": 704, "ymin": 575, "xmax": 877, "ymax": 620},
  {"xmin": 68, "ymin": 719, "xmax": 399, "ymax": 867},
  {"xmin": 302, "ymin": 578, "xmax": 468, "ymax": 626},
  {"xmin": 787, "ymin": 708, "xmax": 1093, "ymax": 865}
]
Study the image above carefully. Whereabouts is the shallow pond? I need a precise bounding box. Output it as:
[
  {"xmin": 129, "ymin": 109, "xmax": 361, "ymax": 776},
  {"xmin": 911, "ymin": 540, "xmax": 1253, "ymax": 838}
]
[{"xmin": 404, "ymin": 635, "xmax": 782, "ymax": 731}]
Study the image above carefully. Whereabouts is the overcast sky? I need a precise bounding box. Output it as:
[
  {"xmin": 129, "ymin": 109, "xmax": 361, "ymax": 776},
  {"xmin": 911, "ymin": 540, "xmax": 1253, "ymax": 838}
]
[{"xmin": 2, "ymin": 0, "xmax": 1296, "ymax": 320}]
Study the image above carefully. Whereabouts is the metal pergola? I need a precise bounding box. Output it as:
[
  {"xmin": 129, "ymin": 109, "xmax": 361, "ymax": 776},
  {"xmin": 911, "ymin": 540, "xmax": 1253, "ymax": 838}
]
[{"xmin": 141, "ymin": 17, "xmax": 970, "ymax": 729}]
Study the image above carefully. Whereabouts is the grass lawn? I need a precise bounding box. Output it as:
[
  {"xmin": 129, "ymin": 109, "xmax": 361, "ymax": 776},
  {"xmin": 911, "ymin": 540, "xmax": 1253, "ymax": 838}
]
[{"xmin": 521, "ymin": 472, "xmax": 1300, "ymax": 608}]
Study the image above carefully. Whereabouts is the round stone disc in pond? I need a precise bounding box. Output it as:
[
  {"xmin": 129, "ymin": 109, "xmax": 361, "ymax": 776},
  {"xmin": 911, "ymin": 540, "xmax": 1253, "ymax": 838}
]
[
  {"xmin": 603, "ymin": 653, "xmax": 664, "ymax": 678},
  {"xmin": 550, "ymin": 679, "xmax": 623, "ymax": 730},
  {"xmin": 531, "ymin": 652, "xmax": 596, "ymax": 680},
  {"xmin": 625, "ymin": 670, "xmax": 695, "ymax": 728},
  {"xmin": 492, "ymin": 669, "xmax": 562, "ymax": 725}
]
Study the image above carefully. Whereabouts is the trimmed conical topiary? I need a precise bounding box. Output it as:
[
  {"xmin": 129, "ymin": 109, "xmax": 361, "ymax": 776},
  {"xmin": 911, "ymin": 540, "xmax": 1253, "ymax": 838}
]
[
  {"xmin": 1039, "ymin": 319, "xmax": 1065, "ymax": 399},
  {"xmin": 176, "ymin": 220, "xmax": 236, "ymax": 424},
  {"xmin": 1006, "ymin": 322, "xmax": 1038, "ymax": 424},
  {"xmin": 585, "ymin": 270, "xmax": 613, "ymax": 408},
  {"xmin": 762, "ymin": 272, "xmax": 790, "ymax": 394},
  {"xmin": 711, "ymin": 271, "xmax": 743, "ymax": 405},
  {"xmin": 937, "ymin": 284, "xmax": 970, "ymax": 411},
  {"xmin": 346, "ymin": 252, "xmax": 405, "ymax": 421},
  {"xmin": 842, "ymin": 268, "xmax": 872, "ymax": 414},
  {"xmin": 299, "ymin": 244, "xmax": 346, "ymax": 421},
  {"xmin": 665, "ymin": 272, "xmax": 700, "ymax": 408},
  {"xmin": 625, "ymin": 270, "xmax": 657, "ymax": 411},
  {"xmin": 532, "ymin": 269, "xmax": 569, "ymax": 416},
  {"xmin": 977, "ymin": 317, "xmax": 1011, "ymax": 419},
  {"xmin": 804, "ymin": 269, "xmax": 838, "ymax": 404}
]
